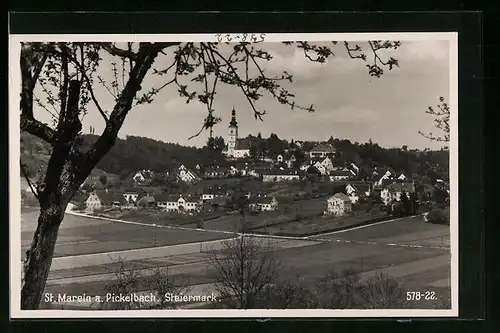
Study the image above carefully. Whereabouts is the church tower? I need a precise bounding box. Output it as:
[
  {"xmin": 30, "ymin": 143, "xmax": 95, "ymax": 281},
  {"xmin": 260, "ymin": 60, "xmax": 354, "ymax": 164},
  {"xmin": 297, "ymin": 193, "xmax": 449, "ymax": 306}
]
[{"xmin": 227, "ymin": 108, "xmax": 239, "ymax": 156}]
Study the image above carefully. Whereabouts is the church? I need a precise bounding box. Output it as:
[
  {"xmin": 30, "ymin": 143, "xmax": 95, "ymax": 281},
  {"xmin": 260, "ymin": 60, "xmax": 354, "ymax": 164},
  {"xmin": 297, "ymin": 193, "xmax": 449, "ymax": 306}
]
[{"xmin": 222, "ymin": 108, "xmax": 251, "ymax": 159}]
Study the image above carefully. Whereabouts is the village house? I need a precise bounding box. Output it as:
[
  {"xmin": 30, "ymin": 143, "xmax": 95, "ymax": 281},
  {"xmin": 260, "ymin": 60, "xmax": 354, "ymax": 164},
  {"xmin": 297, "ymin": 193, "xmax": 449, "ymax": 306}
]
[
  {"xmin": 228, "ymin": 165, "xmax": 245, "ymax": 177},
  {"xmin": 203, "ymin": 166, "xmax": 227, "ymax": 179},
  {"xmin": 309, "ymin": 143, "xmax": 337, "ymax": 159},
  {"xmin": 349, "ymin": 163, "xmax": 360, "ymax": 175},
  {"xmin": 201, "ymin": 193, "xmax": 215, "ymax": 201},
  {"xmin": 123, "ymin": 191, "xmax": 140, "ymax": 203},
  {"xmin": 329, "ymin": 170, "xmax": 353, "ymax": 181},
  {"xmin": 156, "ymin": 194, "xmax": 202, "ymax": 213},
  {"xmin": 136, "ymin": 194, "xmax": 156, "ymax": 208},
  {"xmin": 262, "ymin": 169, "xmax": 301, "ymax": 182},
  {"xmin": 132, "ymin": 170, "xmax": 154, "ymax": 185},
  {"xmin": 85, "ymin": 190, "xmax": 126, "ymax": 212},
  {"xmin": 345, "ymin": 183, "xmax": 372, "ymax": 204},
  {"xmin": 375, "ymin": 170, "xmax": 393, "ymax": 186},
  {"xmin": 249, "ymin": 196, "xmax": 279, "ymax": 212},
  {"xmin": 247, "ymin": 161, "xmax": 274, "ymax": 177},
  {"xmin": 325, "ymin": 193, "xmax": 352, "ymax": 217},
  {"xmin": 177, "ymin": 165, "xmax": 201, "ymax": 183},
  {"xmin": 285, "ymin": 154, "xmax": 297, "ymax": 168},
  {"xmin": 300, "ymin": 161, "xmax": 312, "ymax": 171},
  {"xmin": 222, "ymin": 109, "xmax": 251, "ymax": 159},
  {"xmin": 380, "ymin": 181, "xmax": 416, "ymax": 205}
]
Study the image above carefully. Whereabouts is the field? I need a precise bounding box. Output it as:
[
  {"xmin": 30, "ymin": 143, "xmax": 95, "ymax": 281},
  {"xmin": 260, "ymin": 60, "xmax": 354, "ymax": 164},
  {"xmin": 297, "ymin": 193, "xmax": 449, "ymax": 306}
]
[
  {"xmin": 21, "ymin": 208, "xmax": 234, "ymax": 258},
  {"xmin": 19, "ymin": 207, "xmax": 452, "ymax": 310}
]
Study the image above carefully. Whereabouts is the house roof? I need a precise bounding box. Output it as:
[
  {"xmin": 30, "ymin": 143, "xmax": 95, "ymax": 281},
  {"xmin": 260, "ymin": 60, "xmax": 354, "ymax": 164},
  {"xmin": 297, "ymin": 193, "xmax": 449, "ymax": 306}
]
[
  {"xmin": 329, "ymin": 193, "xmax": 351, "ymax": 202},
  {"xmin": 137, "ymin": 195, "xmax": 156, "ymax": 204},
  {"xmin": 135, "ymin": 170, "xmax": 154, "ymax": 179},
  {"xmin": 263, "ymin": 169, "xmax": 300, "ymax": 176},
  {"xmin": 347, "ymin": 183, "xmax": 371, "ymax": 193},
  {"xmin": 92, "ymin": 190, "xmax": 127, "ymax": 205},
  {"xmin": 306, "ymin": 165, "xmax": 323, "ymax": 175},
  {"xmin": 183, "ymin": 194, "xmax": 201, "ymax": 202},
  {"xmin": 329, "ymin": 170, "xmax": 352, "ymax": 177},
  {"xmin": 310, "ymin": 143, "xmax": 336, "ymax": 153},
  {"xmin": 387, "ymin": 182, "xmax": 415, "ymax": 193}
]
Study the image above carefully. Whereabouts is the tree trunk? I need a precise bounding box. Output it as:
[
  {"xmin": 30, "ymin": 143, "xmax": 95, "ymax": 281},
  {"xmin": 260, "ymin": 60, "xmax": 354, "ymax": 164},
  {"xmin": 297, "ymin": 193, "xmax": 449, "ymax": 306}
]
[{"xmin": 21, "ymin": 203, "xmax": 65, "ymax": 309}]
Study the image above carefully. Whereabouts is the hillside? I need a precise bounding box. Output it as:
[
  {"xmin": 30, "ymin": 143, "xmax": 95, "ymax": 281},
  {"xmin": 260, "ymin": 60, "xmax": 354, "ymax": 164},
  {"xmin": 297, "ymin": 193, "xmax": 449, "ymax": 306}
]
[{"xmin": 20, "ymin": 132, "xmax": 449, "ymax": 183}]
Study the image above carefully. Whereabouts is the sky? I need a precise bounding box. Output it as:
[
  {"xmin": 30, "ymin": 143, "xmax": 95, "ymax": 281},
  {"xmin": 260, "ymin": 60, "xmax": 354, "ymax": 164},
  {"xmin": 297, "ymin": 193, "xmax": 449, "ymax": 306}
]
[{"xmin": 32, "ymin": 39, "xmax": 451, "ymax": 150}]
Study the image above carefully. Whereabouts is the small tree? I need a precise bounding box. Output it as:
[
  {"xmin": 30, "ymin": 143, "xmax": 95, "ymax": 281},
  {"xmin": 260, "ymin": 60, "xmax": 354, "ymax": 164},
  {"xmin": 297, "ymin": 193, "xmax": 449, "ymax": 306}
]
[
  {"xmin": 100, "ymin": 259, "xmax": 144, "ymax": 310},
  {"xmin": 256, "ymin": 274, "xmax": 319, "ymax": 309},
  {"xmin": 419, "ymin": 96, "xmax": 450, "ymax": 143},
  {"xmin": 208, "ymin": 236, "xmax": 280, "ymax": 309},
  {"xmin": 100, "ymin": 259, "xmax": 192, "ymax": 310},
  {"xmin": 359, "ymin": 273, "xmax": 407, "ymax": 309},
  {"xmin": 314, "ymin": 268, "xmax": 363, "ymax": 309},
  {"xmin": 432, "ymin": 187, "xmax": 449, "ymax": 205},
  {"xmin": 144, "ymin": 266, "xmax": 192, "ymax": 309}
]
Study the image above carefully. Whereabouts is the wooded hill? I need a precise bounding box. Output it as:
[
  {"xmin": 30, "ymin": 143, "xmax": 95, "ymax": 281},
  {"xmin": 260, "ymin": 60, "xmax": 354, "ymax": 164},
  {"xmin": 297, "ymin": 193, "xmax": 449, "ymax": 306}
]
[{"xmin": 20, "ymin": 132, "xmax": 449, "ymax": 183}]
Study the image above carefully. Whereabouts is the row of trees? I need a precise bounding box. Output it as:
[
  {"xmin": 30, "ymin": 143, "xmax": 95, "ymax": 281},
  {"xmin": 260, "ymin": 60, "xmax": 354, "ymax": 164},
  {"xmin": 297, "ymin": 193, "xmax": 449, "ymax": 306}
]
[
  {"xmin": 98, "ymin": 236, "xmax": 427, "ymax": 310},
  {"xmin": 21, "ymin": 129, "xmax": 449, "ymax": 186}
]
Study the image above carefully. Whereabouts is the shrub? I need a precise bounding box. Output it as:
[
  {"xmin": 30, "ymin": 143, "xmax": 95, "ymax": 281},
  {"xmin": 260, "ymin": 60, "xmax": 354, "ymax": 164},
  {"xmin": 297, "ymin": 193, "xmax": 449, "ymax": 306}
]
[{"xmin": 426, "ymin": 208, "xmax": 449, "ymax": 225}]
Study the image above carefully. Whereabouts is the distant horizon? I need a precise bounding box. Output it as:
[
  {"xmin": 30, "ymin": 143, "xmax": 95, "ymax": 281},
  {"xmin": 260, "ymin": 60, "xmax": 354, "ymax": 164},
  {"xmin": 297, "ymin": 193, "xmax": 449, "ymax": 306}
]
[
  {"xmin": 25, "ymin": 39, "xmax": 452, "ymax": 153},
  {"xmin": 99, "ymin": 130, "xmax": 449, "ymax": 152}
]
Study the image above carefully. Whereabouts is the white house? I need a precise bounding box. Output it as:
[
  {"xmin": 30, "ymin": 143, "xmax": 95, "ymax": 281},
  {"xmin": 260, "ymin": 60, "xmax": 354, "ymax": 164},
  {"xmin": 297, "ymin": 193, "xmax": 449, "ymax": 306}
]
[
  {"xmin": 320, "ymin": 157, "xmax": 335, "ymax": 173},
  {"xmin": 86, "ymin": 190, "xmax": 126, "ymax": 212},
  {"xmin": 85, "ymin": 192, "xmax": 102, "ymax": 212},
  {"xmin": 123, "ymin": 191, "xmax": 140, "ymax": 203},
  {"xmin": 156, "ymin": 194, "xmax": 201, "ymax": 213},
  {"xmin": 309, "ymin": 143, "xmax": 336, "ymax": 159},
  {"xmin": 133, "ymin": 170, "xmax": 154, "ymax": 185},
  {"xmin": 350, "ymin": 163, "xmax": 360, "ymax": 174},
  {"xmin": 380, "ymin": 182, "xmax": 416, "ymax": 205},
  {"xmin": 329, "ymin": 170, "xmax": 352, "ymax": 181},
  {"xmin": 285, "ymin": 154, "xmax": 297, "ymax": 169},
  {"xmin": 249, "ymin": 196, "xmax": 278, "ymax": 211},
  {"xmin": 262, "ymin": 169, "xmax": 301, "ymax": 182},
  {"xmin": 177, "ymin": 165, "xmax": 201, "ymax": 183},
  {"xmin": 201, "ymin": 193, "xmax": 215, "ymax": 201},
  {"xmin": 325, "ymin": 193, "xmax": 352, "ymax": 216},
  {"xmin": 277, "ymin": 154, "xmax": 284, "ymax": 163},
  {"xmin": 313, "ymin": 161, "xmax": 328, "ymax": 176},
  {"xmin": 376, "ymin": 170, "xmax": 393, "ymax": 186},
  {"xmin": 345, "ymin": 183, "xmax": 372, "ymax": 204},
  {"xmin": 397, "ymin": 173, "xmax": 406, "ymax": 181},
  {"xmin": 204, "ymin": 166, "xmax": 227, "ymax": 179}
]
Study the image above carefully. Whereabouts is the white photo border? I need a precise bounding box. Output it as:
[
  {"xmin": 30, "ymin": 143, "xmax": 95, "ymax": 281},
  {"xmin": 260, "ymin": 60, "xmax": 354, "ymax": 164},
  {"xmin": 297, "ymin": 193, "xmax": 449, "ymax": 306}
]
[{"xmin": 9, "ymin": 32, "xmax": 459, "ymax": 318}]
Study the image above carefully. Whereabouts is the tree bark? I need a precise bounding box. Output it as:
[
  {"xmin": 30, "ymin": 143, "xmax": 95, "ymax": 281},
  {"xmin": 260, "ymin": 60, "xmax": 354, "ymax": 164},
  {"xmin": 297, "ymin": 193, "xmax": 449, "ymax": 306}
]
[{"xmin": 21, "ymin": 203, "xmax": 65, "ymax": 309}]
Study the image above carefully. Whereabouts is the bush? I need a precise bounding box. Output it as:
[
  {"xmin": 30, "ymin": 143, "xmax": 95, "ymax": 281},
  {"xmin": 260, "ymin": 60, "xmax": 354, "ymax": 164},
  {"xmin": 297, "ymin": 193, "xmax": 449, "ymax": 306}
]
[{"xmin": 426, "ymin": 208, "xmax": 449, "ymax": 225}]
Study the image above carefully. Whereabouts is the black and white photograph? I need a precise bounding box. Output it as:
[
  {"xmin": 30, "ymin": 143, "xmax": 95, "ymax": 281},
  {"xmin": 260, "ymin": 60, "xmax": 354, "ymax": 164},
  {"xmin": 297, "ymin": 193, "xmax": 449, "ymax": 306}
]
[{"xmin": 10, "ymin": 32, "xmax": 458, "ymax": 317}]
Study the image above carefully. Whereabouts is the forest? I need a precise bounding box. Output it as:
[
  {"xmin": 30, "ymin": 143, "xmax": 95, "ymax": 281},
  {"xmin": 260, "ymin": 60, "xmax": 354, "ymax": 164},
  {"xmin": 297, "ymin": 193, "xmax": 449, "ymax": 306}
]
[{"xmin": 20, "ymin": 131, "xmax": 449, "ymax": 183}]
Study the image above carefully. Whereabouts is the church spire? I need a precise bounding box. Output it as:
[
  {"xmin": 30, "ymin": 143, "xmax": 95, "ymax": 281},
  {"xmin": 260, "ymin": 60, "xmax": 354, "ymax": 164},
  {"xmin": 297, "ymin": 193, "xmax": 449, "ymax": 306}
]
[{"xmin": 229, "ymin": 107, "xmax": 238, "ymax": 128}]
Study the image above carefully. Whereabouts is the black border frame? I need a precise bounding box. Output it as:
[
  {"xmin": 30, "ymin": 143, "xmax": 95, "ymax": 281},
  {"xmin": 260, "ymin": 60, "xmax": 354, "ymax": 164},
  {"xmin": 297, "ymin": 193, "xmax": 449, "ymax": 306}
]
[{"xmin": 6, "ymin": 11, "xmax": 485, "ymax": 332}]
